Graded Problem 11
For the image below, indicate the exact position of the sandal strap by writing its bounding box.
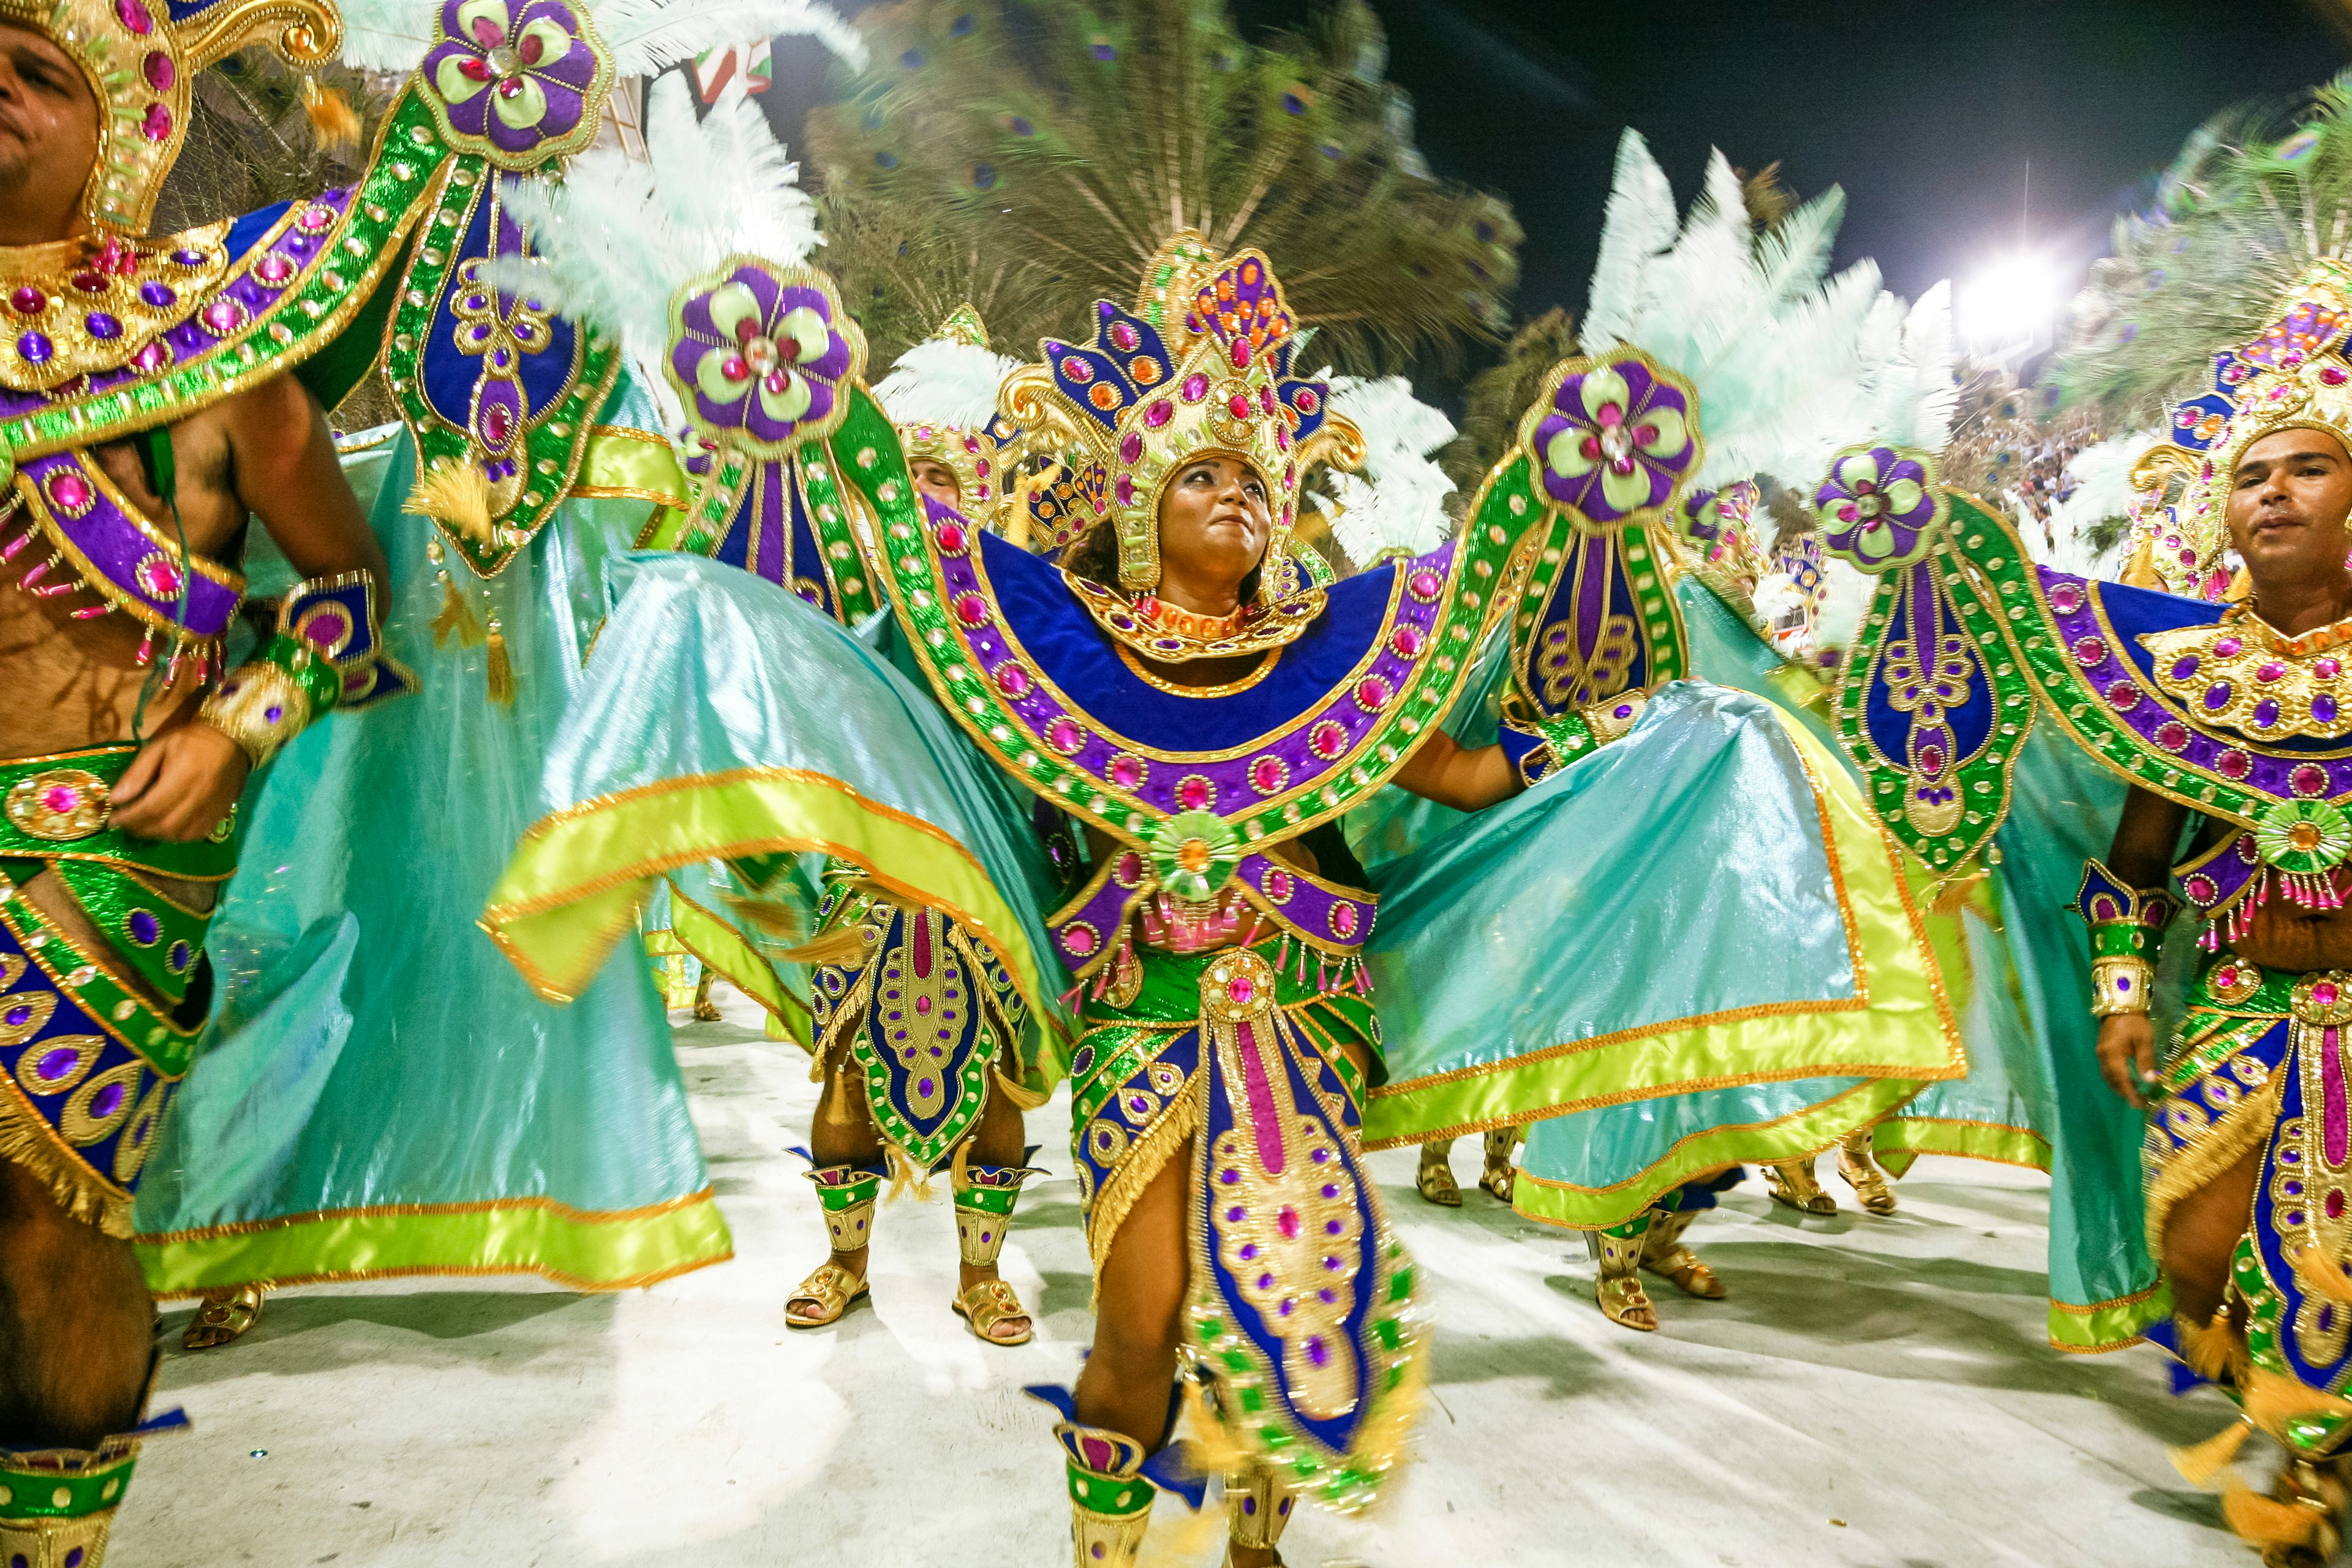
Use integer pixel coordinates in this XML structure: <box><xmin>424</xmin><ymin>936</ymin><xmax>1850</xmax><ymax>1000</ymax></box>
<box><xmin>786</xmin><ymin>1262</ymin><xmax>867</xmax><ymax>1322</ymax></box>
<box><xmin>956</xmin><ymin>1278</ymin><xmax>1030</xmax><ymax>1337</ymax></box>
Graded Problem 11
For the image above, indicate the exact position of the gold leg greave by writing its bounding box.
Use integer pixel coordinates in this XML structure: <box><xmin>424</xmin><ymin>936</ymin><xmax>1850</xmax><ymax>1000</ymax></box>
<box><xmin>0</xmin><ymin>1436</ymin><xmax>140</xmax><ymax>1568</ymax></box>
<box><xmin>1223</xmin><ymin>1461</ymin><xmax>1295</xmax><ymax>1558</ymax></box>
<box><xmin>1639</xmin><ymin>1206</ymin><xmax>1727</xmax><ymax>1300</ymax></box>
<box><xmin>1480</xmin><ymin>1128</ymin><xmax>1518</xmax><ymax>1201</ymax></box>
<box><xmin>1765</xmin><ymin>1159</ymin><xmax>1839</xmax><ymax>1215</ymax></box>
<box><xmin>1587</xmin><ymin>1225</ymin><xmax>1657</xmax><ymax>1332</ymax></box>
<box><xmin>1055</xmin><ymin>1422</ymin><xmax>1155</xmax><ymax>1568</ymax></box>
<box><xmin>1413</xmin><ymin>1141</ymin><xmax>1462</xmax><ymax>1207</ymax></box>
<box><xmin>1835</xmin><ymin>1128</ymin><xmax>1898</xmax><ymax>1215</ymax></box>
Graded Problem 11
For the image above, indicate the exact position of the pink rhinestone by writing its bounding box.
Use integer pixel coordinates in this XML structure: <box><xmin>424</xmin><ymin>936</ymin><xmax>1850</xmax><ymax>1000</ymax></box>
<box><xmin>9</xmin><ymin>285</ymin><xmax>43</xmax><ymax>315</ymax></box>
<box><xmin>2293</xmin><ymin>763</ymin><xmax>2331</xmax><ymax>797</ymax></box>
<box><xmin>1391</xmin><ymin>624</ymin><xmax>1425</xmax><ymax>658</ymax></box>
<box><xmin>39</xmin><ymin>785</ymin><xmax>79</xmax><ymax>815</ymax></box>
<box><xmin>141</xmin><ymin>49</ymin><xmax>172</xmax><ymax>91</ymax></box>
<box><xmin>201</xmin><ymin>298</ymin><xmax>245</xmax><ymax>333</ymax></box>
<box><xmin>954</xmin><ymin>593</ymin><xmax>989</xmax><ymax>625</ymax></box>
<box><xmin>1181</xmin><ymin>373</ymin><xmax>1209</xmax><ymax>402</ymax></box>
<box><xmin>46</xmin><ymin>471</ymin><xmax>92</xmax><ymax>512</ymax></box>
<box><xmin>115</xmin><ymin>0</ymin><xmax>152</xmax><ymax>33</ymax></box>
<box><xmin>140</xmin><ymin>102</ymin><xmax>172</xmax><ymax>143</ymax></box>
<box><xmin>1408</xmin><ymin>568</ymin><xmax>1441</xmax><ymax>600</ymax></box>
<box><xmin>1227</xmin><ymin>974</ymin><xmax>1254</xmax><ymax>1006</ymax></box>
<box><xmin>2214</xmin><ymin>636</ymin><xmax>2242</xmax><ymax>657</ymax></box>
<box><xmin>2323</xmin><ymin>657</ymin><xmax>2343</xmax><ymax>679</ymax></box>
<box><xmin>255</xmin><ymin>254</ymin><xmax>296</xmax><ymax>285</ymax></box>
<box><xmin>2258</xmin><ymin>661</ymin><xmax>2287</xmax><ymax>682</ymax></box>
<box><xmin>1061</xmin><ymin>924</ymin><xmax>1097</xmax><ymax>957</ymax></box>
<box><xmin>1108</xmin><ymin>754</ymin><xmax>1144</xmax><ymax>788</ymax></box>
<box><xmin>993</xmin><ymin>663</ymin><xmax>1030</xmax><ymax>698</ymax></box>
<box><xmin>1355</xmin><ymin>676</ymin><xmax>1390</xmax><ymax>710</ymax></box>
<box><xmin>1047</xmin><ymin>717</ymin><xmax>1084</xmax><ymax>755</ymax></box>
<box><xmin>935</xmin><ymin>522</ymin><xmax>968</xmax><ymax>554</ymax></box>
<box><xmin>2320</xmin><ymin>982</ymin><xmax>2342</xmax><ymax>1006</ymax></box>
<box><xmin>1332</xmin><ymin>903</ymin><xmax>1358</xmax><ymax>938</ymax></box>
<box><xmin>1177</xmin><ymin>775</ymin><xmax>1212</xmax><ymax>810</ymax></box>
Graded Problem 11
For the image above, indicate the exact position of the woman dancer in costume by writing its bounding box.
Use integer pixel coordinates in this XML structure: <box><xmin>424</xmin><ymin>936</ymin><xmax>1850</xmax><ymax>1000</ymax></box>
<box><xmin>127</xmin><ymin>1</ymin><xmax>865</xmax><ymax>1349</ymax></box>
<box><xmin>483</xmin><ymin>211</ymin><xmax>1970</xmax><ymax>1558</ymax></box>
<box><xmin>0</xmin><ymin>0</ymin><xmax>427</xmax><ymax>1554</ymax></box>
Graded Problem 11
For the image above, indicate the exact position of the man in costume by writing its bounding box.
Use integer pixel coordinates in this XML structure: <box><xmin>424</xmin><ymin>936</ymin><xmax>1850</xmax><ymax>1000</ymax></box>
<box><xmin>0</xmin><ymin>1</ymin><xmax>412</xmax><ymax>1555</ymax></box>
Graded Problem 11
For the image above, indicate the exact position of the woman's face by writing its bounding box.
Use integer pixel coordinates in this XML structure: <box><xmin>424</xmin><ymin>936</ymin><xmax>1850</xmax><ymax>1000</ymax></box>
<box><xmin>1155</xmin><ymin>454</ymin><xmax>1271</xmax><ymax>601</ymax></box>
<box><xmin>908</xmin><ymin>458</ymin><xmax>962</xmax><ymax>511</ymax></box>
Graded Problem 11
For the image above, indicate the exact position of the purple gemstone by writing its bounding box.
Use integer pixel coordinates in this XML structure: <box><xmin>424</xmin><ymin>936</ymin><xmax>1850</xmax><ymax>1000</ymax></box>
<box><xmin>2256</xmin><ymin>698</ymin><xmax>2283</xmax><ymax>728</ymax></box>
<box><xmin>1310</xmin><ymin>1147</ymin><xmax>1330</xmax><ymax>1163</ymax></box>
<box><xmin>88</xmin><ymin>1081</ymin><xmax>125</xmax><ymax>1121</ymax></box>
<box><xmin>1325</xmin><ymin>1218</ymin><xmax>1343</xmax><ymax>1234</ymax></box>
<box><xmin>1221</xmin><ymin>1167</ymin><xmax>1238</xmax><ymax>1183</ymax></box>
<box><xmin>2320</xmin><ymin>695</ymin><xmax>2341</xmax><ymax>725</ymax></box>
<box><xmin>1238</xmin><ymin>1243</ymin><xmax>1257</xmax><ymax>1260</ymax></box>
<box><xmin>2170</xmin><ymin>655</ymin><xmax>2199</xmax><ymax>680</ymax></box>
<box><xmin>2203</xmin><ymin>682</ymin><xmax>2231</xmax><ymax>711</ymax></box>
<box><xmin>85</xmin><ymin>311</ymin><xmax>121</xmax><ymax>339</ymax></box>
<box><xmin>1226</xmin><ymin>1205</ymin><xmax>1243</xmax><ymax>1222</ymax></box>
<box><xmin>17</xmin><ymin>330</ymin><xmax>51</xmax><ymax>363</ymax></box>
<box><xmin>173</xmin><ymin>247</ymin><xmax>206</xmax><ymax>265</ymax></box>
<box><xmin>1321</xmin><ymin>1183</ymin><xmax>1338</xmax><ymax>1198</ymax></box>
<box><xmin>1306</xmin><ymin>1335</ymin><xmax>1329</xmax><ymax>1366</ymax></box>
<box><xmin>167</xmin><ymin>941</ymin><xmax>190</xmax><ymax>973</ymax></box>
<box><xmin>3</xmin><ymin>1005</ymin><xmax>28</xmax><ymax>1027</ymax></box>
<box><xmin>139</xmin><ymin>281</ymin><xmax>175</xmax><ymax>308</ymax></box>
<box><xmin>1278</xmin><ymin>1299</ymin><xmax>1294</xmax><ymax>1316</ymax></box>
<box><xmin>263</xmin><ymin>704</ymin><xmax>284</xmax><ymax>723</ymax></box>
<box><xmin>917</xmin><ymin>1076</ymin><xmax>935</xmax><ymax>1096</ymax></box>
<box><xmin>34</xmin><ymin>1046</ymin><xmax>78</xmax><ymax>1084</ymax></box>
<box><xmin>128</xmin><ymin>910</ymin><xmax>160</xmax><ymax>946</ymax></box>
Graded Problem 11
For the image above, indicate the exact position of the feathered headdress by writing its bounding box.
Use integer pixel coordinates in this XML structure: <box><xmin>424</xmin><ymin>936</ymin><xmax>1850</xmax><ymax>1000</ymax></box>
<box><xmin>335</xmin><ymin>0</ymin><xmax>864</xmax><ymax>80</ymax></box>
<box><xmin>1577</xmin><ymin>129</ymin><xmax>1953</xmax><ymax>499</ymax></box>
<box><xmin>0</xmin><ymin>0</ymin><xmax>342</xmax><ymax>235</ymax></box>
<box><xmin>1310</xmin><ymin>373</ymin><xmax>1457</xmax><ymax>565</ymax></box>
<box><xmin>998</xmin><ymin>240</ymin><xmax>1363</xmax><ymax>602</ymax></box>
<box><xmin>870</xmin><ymin>306</ymin><xmax>1027</xmax><ymax>528</ymax></box>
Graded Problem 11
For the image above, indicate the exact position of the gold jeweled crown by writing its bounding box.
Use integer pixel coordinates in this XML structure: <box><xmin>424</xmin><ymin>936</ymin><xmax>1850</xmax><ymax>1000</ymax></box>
<box><xmin>0</xmin><ymin>0</ymin><xmax>342</xmax><ymax>236</ymax></box>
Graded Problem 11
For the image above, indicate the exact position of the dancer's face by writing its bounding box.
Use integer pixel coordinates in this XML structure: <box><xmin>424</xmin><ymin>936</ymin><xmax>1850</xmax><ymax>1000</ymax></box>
<box><xmin>0</xmin><ymin>23</ymin><xmax>97</xmax><ymax>244</ymax></box>
<box><xmin>1155</xmin><ymin>456</ymin><xmax>1270</xmax><ymax>605</ymax></box>
<box><xmin>908</xmin><ymin>458</ymin><xmax>961</xmax><ymax>511</ymax></box>
<box><xmin>2229</xmin><ymin>428</ymin><xmax>2352</xmax><ymax>587</ymax></box>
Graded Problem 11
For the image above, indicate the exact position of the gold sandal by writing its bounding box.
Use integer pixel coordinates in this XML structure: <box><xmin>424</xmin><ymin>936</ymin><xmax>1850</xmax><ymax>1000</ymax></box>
<box><xmin>1836</xmin><ymin>1130</ymin><xmax>1898</xmax><ymax>1216</ymax></box>
<box><xmin>1414</xmin><ymin>1144</ymin><xmax>1463</xmax><ymax>1207</ymax></box>
<box><xmin>1593</xmin><ymin>1230</ymin><xmax>1657</xmax><ymax>1332</ymax></box>
<box><xmin>1479</xmin><ymin>1129</ymin><xmax>1517</xmax><ymax>1202</ymax></box>
<box><xmin>785</xmin><ymin>1261</ymin><xmax>870</xmax><ymax>1328</ymax></box>
<box><xmin>1765</xmin><ymin>1160</ymin><xmax>1839</xmax><ymax>1215</ymax></box>
<box><xmin>951</xmin><ymin>1277</ymin><xmax>1033</xmax><ymax>1346</ymax></box>
<box><xmin>1640</xmin><ymin>1208</ymin><xmax>1727</xmax><ymax>1300</ymax></box>
<box><xmin>182</xmin><ymin>1284</ymin><xmax>265</xmax><ymax>1349</ymax></box>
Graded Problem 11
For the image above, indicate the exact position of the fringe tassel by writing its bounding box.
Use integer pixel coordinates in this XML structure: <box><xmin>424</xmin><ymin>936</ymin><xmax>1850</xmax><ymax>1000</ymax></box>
<box><xmin>823</xmin><ymin>1057</ymin><xmax>857</xmax><ymax>1128</ymax></box>
<box><xmin>2242</xmin><ymin>1366</ymin><xmax>2352</xmax><ymax>1436</ymax></box>
<box><xmin>430</xmin><ymin>575</ymin><xmax>481</xmax><ymax>647</ymax></box>
<box><xmin>484</xmin><ymin>625</ymin><xmax>514</xmax><ymax>706</ymax></box>
<box><xmin>2223</xmin><ymin>1482</ymin><xmax>2325</xmax><ymax>1551</ymax></box>
<box><xmin>404</xmin><ymin>459</ymin><xmax>497</xmax><ymax>545</ymax></box>
<box><xmin>718</xmin><ymin>891</ymin><xmax>809</xmax><ymax>944</ymax></box>
<box><xmin>2169</xmin><ymin>1419</ymin><xmax>2252</xmax><ymax>1487</ymax></box>
<box><xmin>0</xmin><ymin>1098</ymin><xmax>134</xmax><ymax>1238</ymax></box>
<box><xmin>780</xmin><ymin>925</ymin><xmax>869</xmax><ymax>968</ymax></box>
<box><xmin>2176</xmin><ymin>1311</ymin><xmax>2247</xmax><ymax>1384</ymax></box>
<box><xmin>883</xmin><ymin>1145</ymin><xmax>935</xmax><ymax>1204</ymax></box>
<box><xmin>300</xmin><ymin>75</ymin><xmax>361</xmax><ymax>150</ymax></box>
<box><xmin>2293</xmin><ymin>1243</ymin><xmax>2352</xmax><ymax>1305</ymax></box>
<box><xmin>949</xmin><ymin>1139</ymin><xmax>973</xmax><ymax>1195</ymax></box>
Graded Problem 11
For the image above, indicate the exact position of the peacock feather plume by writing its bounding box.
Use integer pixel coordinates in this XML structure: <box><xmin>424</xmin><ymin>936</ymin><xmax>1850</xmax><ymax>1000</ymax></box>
<box><xmin>804</xmin><ymin>0</ymin><xmax>1521</xmax><ymax>371</ymax></box>
<box><xmin>2052</xmin><ymin>73</ymin><xmax>2352</xmax><ymax>425</ymax></box>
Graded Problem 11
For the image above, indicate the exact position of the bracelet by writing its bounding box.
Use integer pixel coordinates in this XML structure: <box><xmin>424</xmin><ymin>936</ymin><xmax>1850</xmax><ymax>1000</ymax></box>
<box><xmin>198</xmin><ymin>633</ymin><xmax>341</xmax><ymax>767</ymax></box>
<box><xmin>2076</xmin><ymin>859</ymin><xmax>2174</xmax><ymax>1019</ymax></box>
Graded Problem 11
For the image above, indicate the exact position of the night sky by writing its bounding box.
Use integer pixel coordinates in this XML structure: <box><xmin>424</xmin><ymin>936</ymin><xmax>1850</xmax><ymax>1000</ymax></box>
<box><xmin>769</xmin><ymin>1</ymin><xmax>2352</xmax><ymax>358</ymax></box>
<box><xmin>1333</xmin><ymin>0</ymin><xmax>2352</xmax><ymax>322</ymax></box>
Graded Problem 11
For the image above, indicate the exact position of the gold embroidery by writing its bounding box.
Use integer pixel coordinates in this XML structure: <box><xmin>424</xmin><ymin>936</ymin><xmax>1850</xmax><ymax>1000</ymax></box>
<box><xmin>2141</xmin><ymin>605</ymin><xmax>2352</xmax><ymax>742</ymax></box>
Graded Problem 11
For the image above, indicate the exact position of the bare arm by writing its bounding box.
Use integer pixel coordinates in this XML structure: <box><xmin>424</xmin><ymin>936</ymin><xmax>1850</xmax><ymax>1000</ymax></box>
<box><xmin>112</xmin><ymin>375</ymin><xmax>385</xmax><ymax>840</ymax></box>
<box><xmin>2094</xmin><ymin>785</ymin><xmax>2192</xmax><ymax>1109</ymax></box>
<box><xmin>1392</xmin><ymin>729</ymin><xmax>1521</xmax><ymax>813</ymax></box>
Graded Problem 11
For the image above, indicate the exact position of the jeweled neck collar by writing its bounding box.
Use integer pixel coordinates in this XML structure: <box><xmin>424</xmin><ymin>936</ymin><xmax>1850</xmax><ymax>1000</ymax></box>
<box><xmin>1</xmin><ymin>224</ymin><xmax>234</xmax><ymax>394</ymax></box>
<box><xmin>2228</xmin><ymin>600</ymin><xmax>2352</xmax><ymax>658</ymax></box>
<box><xmin>1061</xmin><ymin>570</ymin><xmax>1322</xmax><ymax>663</ymax></box>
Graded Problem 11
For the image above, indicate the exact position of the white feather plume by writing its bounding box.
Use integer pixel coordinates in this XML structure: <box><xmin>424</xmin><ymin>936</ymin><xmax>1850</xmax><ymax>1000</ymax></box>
<box><xmin>873</xmin><ymin>338</ymin><xmax>1024</xmax><ymax>429</ymax></box>
<box><xmin>336</xmin><ymin>0</ymin><xmax>863</xmax><ymax>77</ymax></box>
<box><xmin>1314</xmin><ymin>374</ymin><xmax>1458</xmax><ymax>564</ymax></box>
<box><xmin>592</xmin><ymin>0</ymin><xmax>867</xmax><ymax>75</ymax></box>
<box><xmin>486</xmin><ymin>75</ymin><xmax>820</xmax><ymax>386</ymax></box>
<box><xmin>1812</xmin><ymin>558</ymin><xmax>1879</xmax><ymax>653</ymax></box>
<box><xmin>1577</xmin><ymin>129</ymin><xmax>1956</xmax><ymax>499</ymax></box>
<box><xmin>2029</xmin><ymin>431</ymin><xmax>2157</xmax><ymax>578</ymax></box>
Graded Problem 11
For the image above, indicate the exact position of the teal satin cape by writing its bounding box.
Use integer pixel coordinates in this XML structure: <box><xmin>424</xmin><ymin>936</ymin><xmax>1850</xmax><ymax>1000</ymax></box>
<box><xmin>132</xmin><ymin>390</ymin><xmax>733</xmax><ymax>1294</ymax></box>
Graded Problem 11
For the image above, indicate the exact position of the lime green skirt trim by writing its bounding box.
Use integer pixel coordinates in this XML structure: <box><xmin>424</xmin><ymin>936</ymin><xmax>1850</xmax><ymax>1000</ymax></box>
<box><xmin>1872</xmin><ymin>1116</ymin><xmax>2052</xmax><ymax>1177</ymax></box>
<box><xmin>1509</xmin><ymin>1076</ymin><xmax>1925</xmax><ymax>1232</ymax></box>
<box><xmin>1363</xmin><ymin>713</ymin><xmax>1964</xmax><ymax>1147</ymax></box>
<box><xmin>2046</xmin><ymin>1282</ymin><xmax>2171</xmax><ymax>1355</ymax></box>
<box><xmin>134</xmin><ymin>1189</ymin><xmax>734</xmax><ymax>1295</ymax></box>
<box><xmin>481</xmin><ymin>767</ymin><xmax>1052</xmax><ymax>1037</ymax></box>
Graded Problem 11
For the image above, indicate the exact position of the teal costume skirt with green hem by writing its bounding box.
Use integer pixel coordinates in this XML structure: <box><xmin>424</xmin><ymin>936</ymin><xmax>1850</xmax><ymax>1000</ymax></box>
<box><xmin>132</xmin><ymin>406</ymin><xmax>733</xmax><ymax>1295</ymax></box>
<box><xmin>1</xmin><ymin>744</ymin><xmax>235</xmax><ymax>1237</ymax></box>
